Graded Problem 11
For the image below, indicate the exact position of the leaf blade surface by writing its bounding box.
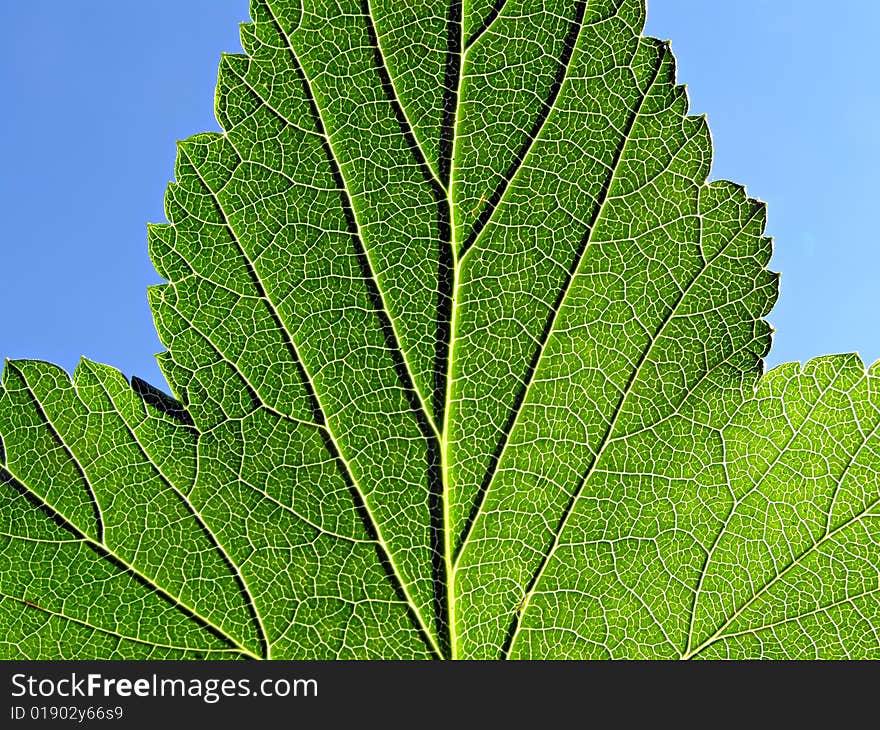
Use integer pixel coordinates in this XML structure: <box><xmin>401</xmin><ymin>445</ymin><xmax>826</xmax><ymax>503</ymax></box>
<box><xmin>0</xmin><ymin>0</ymin><xmax>877</xmax><ymax>660</ymax></box>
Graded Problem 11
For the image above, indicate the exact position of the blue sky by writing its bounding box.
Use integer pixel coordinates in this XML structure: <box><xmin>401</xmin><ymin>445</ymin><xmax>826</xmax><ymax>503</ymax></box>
<box><xmin>1</xmin><ymin>1</ymin><xmax>878</xmax><ymax>390</ymax></box>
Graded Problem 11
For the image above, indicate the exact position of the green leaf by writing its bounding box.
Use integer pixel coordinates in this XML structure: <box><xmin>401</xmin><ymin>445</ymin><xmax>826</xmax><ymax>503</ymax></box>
<box><xmin>1</xmin><ymin>0</ymin><xmax>877</xmax><ymax>659</ymax></box>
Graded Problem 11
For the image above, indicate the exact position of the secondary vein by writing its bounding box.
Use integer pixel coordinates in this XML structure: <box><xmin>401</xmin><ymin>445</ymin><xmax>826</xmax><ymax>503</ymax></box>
<box><xmin>454</xmin><ymin>40</ymin><xmax>666</xmax><ymax>574</ymax></box>
<box><xmin>92</xmin><ymin>371</ymin><xmax>271</xmax><ymax>659</ymax></box>
<box><xmin>178</xmin><ymin>140</ymin><xmax>444</xmax><ymax>659</ymax></box>
<box><xmin>0</xmin><ymin>466</ymin><xmax>259</xmax><ymax>659</ymax></box>
<box><xmin>263</xmin><ymin>0</ymin><xmax>443</xmax><ymax>441</ymax></box>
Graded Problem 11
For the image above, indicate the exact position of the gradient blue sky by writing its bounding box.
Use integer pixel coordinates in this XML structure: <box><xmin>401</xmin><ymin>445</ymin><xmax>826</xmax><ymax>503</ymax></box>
<box><xmin>1</xmin><ymin>1</ymin><xmax>878</xmax><ymax>390</ymax></box>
